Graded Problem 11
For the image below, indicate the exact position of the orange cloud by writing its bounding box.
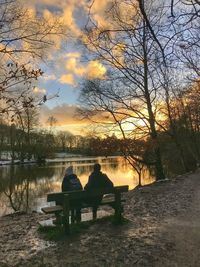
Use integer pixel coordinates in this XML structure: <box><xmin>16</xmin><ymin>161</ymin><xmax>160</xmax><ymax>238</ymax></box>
<box><xmin>22</xmin><ymin>0</ymin><xmax>114</xmax><ymax>40</ymax></box>
<box><xmin>40</xmin><ymin>104</ymin><xmax>83</xmax><ymax>125</ymax></box>
<box><xmin>85</xmin><ymin>60</ymin><xmax>106</xmax><ymax>79</ymax></box>
<box><xmin>39</xmin><ymin>103</ymin><xmax>116</xmax><ymax>135</ymax></box>
<box><xmin>65</xmin><ymin>57</ymin><xmax>85</xmax><ymax>76</ymax></box>
<box><xmin>60</xmin><ymin>54</ymin><xmax>107</xmax><ymax>85</ymax></box>
<box><xmin>59</xmin><ymin>74</ymin><xmax>76</xmax><ymax>85</ymax></box>
<box><xmin>89</xmin><ymin>0</ymin><xmax>112</xmax><ymax>28</ymax></box>
<box><xmin>23</xmin><ymin>0</ymin><xmax>84</xmax><ymax>37</ymax></box>
<box><xmin>40</xmin><ymin>104</ymin><xmax>89</xmax><ymax>134</ymax></box>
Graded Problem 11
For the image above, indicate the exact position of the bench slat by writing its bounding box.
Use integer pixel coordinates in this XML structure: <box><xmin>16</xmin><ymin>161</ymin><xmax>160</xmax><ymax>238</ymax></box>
<box><xmin>41</xmin><ymin>205</ymin><xmax>63</xmax><ymax>214</ymax></box>
<box><xmin>41</xmin><ymin>198</ymin><xmax>125</xmax><ymax>214</ymax></box>
<box><xmin>47</xmin><ymin>185</ymin><xmax>129</xmax><ymax>203</ymax></box>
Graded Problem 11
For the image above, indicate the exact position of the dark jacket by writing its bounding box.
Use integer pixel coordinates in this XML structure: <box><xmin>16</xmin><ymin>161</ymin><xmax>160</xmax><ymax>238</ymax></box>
<box><xmin>62</xmin><ymin>174</ymin><xmax>83</xmax><ymax>192</ymax></box>
<box><xmin>84</xmin><ymin>171</ymin><xmax>113</xmax><ymax>191</ymax></box>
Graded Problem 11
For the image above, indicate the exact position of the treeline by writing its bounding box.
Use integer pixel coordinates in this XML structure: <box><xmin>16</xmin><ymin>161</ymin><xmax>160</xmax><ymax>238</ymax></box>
<box><xmin>1</xmin><ymin>82</ymin><xmax>199</xmax><ymax>179</ymax></box>
<box><xmin>0</xmin><ymin>119</ymin><xmax>55</xmax><ymax>163</ymax></box>
<box><xmin>160</xmin><ymin>84</ymin><xmax>200</xmax><ymax>175</ymax></box>
<box><xmin>0</xmin><ymin>113</ymin><xmax>122</xmax><ymax>162</ymax></box>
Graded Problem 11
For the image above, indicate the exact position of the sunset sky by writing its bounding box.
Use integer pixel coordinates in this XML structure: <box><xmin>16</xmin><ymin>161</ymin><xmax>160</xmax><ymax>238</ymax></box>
<box><xmin>22</xmin><ymin>0</ymin><xmax>109</xmax><ymax>134</ymax></box>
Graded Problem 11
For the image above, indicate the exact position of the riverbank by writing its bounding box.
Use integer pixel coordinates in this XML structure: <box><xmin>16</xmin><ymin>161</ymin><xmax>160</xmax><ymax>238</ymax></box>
<box><xmin>0</xmin><ymin>169</ymin><xmax>199</xmax><ymax>266</ymax></box>
<box><xmin>0</xmin><ymin>155</ymin><xmax>117</xmax><ymax>166</ymax></box>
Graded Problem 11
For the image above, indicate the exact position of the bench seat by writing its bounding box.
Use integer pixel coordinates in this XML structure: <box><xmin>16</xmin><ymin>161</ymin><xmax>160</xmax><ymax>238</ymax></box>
<box><xmin>41</xmin><ymin>197</ymin><xmax>125</xmax><ymax>214</ymax></box>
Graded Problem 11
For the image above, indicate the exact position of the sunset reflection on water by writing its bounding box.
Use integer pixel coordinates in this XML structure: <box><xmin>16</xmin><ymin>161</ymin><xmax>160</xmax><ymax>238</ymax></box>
<box><xmin>0</xmin><ymin>156</ymin><xmax>154</xmax><ymax>216</ymax></box>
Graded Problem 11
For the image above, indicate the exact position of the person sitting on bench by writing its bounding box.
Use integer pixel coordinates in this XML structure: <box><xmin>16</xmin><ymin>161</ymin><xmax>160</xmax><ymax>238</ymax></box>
<box><xmin>62</xmin><ymin>166</ymin><xmax>83</xmax><ymax>223</ymax></box>
<box><xmin>84</xmin><ymin>163</ymin><xmax>113</xmax><ymax>219</ymax></box>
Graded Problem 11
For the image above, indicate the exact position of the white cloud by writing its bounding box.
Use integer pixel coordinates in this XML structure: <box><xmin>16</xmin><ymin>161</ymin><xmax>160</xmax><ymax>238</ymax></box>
<box><xmin>43</xmin><ymin>74</ymin><xmax>57</xmax><ymax>81</ymax></box>
<box><xmin>33</xmin><ymin>87</ymin><xmax>46</xmax><ymax>94</ymax></box>
<box><xmin>65</xmin><ymin>52</ymin><xmax>81</xmax><ymax>58</ymax></box>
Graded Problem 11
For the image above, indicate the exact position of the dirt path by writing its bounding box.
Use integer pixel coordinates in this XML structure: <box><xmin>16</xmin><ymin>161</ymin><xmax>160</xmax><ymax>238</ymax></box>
<box><xmin>157</xmin><ymin>172</ymin><xmax>200</xmax><ymax>267</ymax></box>
<box><xmin>0</xmin><ymin>170</ymin><xmax>200</xmax><ymax>266</ymax></box>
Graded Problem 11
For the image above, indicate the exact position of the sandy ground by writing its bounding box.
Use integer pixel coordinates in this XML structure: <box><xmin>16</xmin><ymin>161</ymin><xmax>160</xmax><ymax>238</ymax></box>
<box><xmin>0</xmin><ymin>169</ymin><xmax>200</xmax><ymax>267</ymax></box>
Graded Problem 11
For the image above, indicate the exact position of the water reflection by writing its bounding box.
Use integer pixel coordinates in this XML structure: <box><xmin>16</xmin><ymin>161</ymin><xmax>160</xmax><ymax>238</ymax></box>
<box><xmin>0</xmin><ymin>156</ymin><xmax>154</xmax><ymax>216</ymax></box>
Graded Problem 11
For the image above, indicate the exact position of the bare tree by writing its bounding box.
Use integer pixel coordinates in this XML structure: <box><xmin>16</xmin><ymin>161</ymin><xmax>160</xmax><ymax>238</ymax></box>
<box><xmin>14</xmin><ymin>100</ymin><xmax>39</xmax><ymax>161</ymax></box>
<box><xmin>57</xmin><ymin>131</ymin><xmax>74</xmax><ymax>152</ymax></box>
<box><xmin>80</xmin><ymin>0</ymin><xmax>168</xmax><ymax>180</ymax></box>
<box><xmin>78</xmin><ymin>0</ymin><xmax>200</xmax><ymax>179</ymax></box>
<box><xmin>0</xmin><ymin>0</ymin><xmax>64</xmax><ymax>115</ymax></box>
<box><xmin>47</xmin><ymin>116</ymin><xmax>57</xmax><ymax>133</ymax></box>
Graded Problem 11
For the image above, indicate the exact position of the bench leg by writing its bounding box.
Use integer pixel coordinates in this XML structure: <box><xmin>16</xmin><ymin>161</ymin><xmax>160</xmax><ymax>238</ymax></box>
<box><xmin>53</xmin><ymin>212</ymin><xmax>62</xmax><ymax>225</ymax></box>
<box><xmin>114</xmin><ymin>205</ymin><xmax>123</xmax><ymax>222</ymax></box>
<box><xmin>114</xmin><ymin>191</ymin><xmax>122</xmax><ymax>223</ymax></box>
<box><xmin>76</xmin><ymin>209</ymin><xmax>81</xmax><ymax>223</ymax></box>
<box><xmin>92</xmin><ymin>206</ymin><xmax>97</xmax><ymax>220</ymax></box>
<box><xmin>71</xmin><ymin>209</ymin><xmax>81</xmax><ymax>223</ymax></box>
<box><xmin>71</xmin><ymin>209</ymin><xmax>75</xmax><ymax>224</ymax></box>
<box><xmin>63</xmin><ymin>194</ymin><xmax>70</xmax><ymax>234</ymax></box>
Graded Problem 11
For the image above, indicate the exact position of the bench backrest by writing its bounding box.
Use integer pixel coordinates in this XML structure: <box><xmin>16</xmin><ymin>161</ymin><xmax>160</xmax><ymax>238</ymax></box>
<box><xmin>47</xmin><ymin>185</ymin><xmax>129</xmax><ymax>204</ymax></box>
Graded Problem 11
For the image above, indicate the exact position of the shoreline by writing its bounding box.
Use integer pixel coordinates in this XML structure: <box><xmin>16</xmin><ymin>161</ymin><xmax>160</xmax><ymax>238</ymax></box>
<box><xmin>0</xmin><ymin>155</ymin><xmax>119</xmax><ymax>167</ymax></box>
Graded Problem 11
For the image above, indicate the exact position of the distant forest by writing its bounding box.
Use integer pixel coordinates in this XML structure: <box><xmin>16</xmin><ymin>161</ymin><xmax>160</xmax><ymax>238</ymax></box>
<box><xmin>1</xmin><ymin>83</ymin><xmax>200</xmax><ymax>179</ymax></box>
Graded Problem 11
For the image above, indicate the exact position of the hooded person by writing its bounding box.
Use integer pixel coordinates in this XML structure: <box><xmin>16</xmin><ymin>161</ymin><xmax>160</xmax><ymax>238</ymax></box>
<box><xmin>62</xmin><ymin>166</ymin><xmax>83</xmax><ymax>192</ymax></box>
<box><xmin>61</xmin><ymin>166</ymin><xmax>83</xmax><ymax>223</ymax></box>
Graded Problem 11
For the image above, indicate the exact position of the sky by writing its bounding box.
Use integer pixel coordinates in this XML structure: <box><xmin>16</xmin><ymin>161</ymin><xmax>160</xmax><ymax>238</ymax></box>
<box><xmin>21</xmin><ymin>0</ymin><xmax>109</xmax><ymax>135</ymax></box>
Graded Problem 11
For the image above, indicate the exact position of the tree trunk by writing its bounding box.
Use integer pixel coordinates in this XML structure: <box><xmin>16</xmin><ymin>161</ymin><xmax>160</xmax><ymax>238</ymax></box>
<box><xmin>142</xmin><ymin>17</ymin><xmax>165</xmax><ymax>180</ymax></box>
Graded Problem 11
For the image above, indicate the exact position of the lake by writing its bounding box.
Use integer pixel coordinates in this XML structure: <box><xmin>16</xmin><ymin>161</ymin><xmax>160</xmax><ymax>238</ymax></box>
<box><xmin>0</xmin><ymin>156</ymin><xmax>154</xmax><ymax>216</ymax></box>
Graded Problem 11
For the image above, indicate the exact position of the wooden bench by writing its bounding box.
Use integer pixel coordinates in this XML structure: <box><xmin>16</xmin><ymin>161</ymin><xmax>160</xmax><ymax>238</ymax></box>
<box><xmin>42</xmin><ymin>185</ymin><xmax>129</xmax><ymax>233</ymax></box>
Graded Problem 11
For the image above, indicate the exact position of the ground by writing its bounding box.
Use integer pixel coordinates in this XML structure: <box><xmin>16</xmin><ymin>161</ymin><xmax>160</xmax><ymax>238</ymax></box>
<box><xmin>0</xmin><ymin>169</ymin><xmax>200</xmax><ymax>267</ymax></box>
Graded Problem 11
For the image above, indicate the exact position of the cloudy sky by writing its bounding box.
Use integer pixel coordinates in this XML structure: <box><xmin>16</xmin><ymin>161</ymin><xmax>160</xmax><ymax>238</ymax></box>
<box><xmin>22</xmin><ymin>0</ymin><xmax>109</xmax><ymax>134</ymax></box>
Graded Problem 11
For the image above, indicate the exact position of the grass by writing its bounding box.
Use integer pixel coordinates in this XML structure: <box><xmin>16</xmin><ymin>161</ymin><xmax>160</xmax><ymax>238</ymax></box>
<box><xmin>38</xmin><ymin>215</ymin><xmax>129</xmax><ymax>241</ymax></box>
<box><xmin>38</xmin><ymin>225</ymin><xmax>65</xmax><ymax>241</ymax></box>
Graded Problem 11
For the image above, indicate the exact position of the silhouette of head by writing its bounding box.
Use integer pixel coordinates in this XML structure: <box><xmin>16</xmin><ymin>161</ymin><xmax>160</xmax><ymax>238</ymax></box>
<box><xmin>65</xmin><ymin>166</ymin><xmax>73</xmax><ymax>175</ymax></box>
<box><xmin>93</xmin><ymin>163</ymin><xmax>101</xmax><ymax>172</ymax></box>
